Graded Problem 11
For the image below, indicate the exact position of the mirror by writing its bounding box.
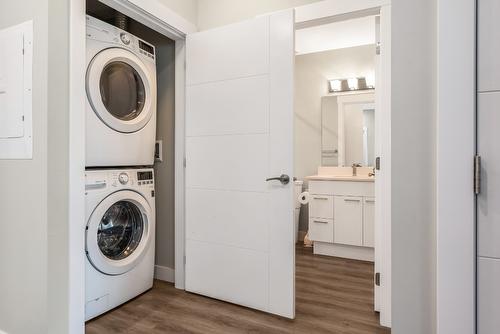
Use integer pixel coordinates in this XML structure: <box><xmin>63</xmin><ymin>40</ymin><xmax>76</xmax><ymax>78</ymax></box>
<box><xmin>321</xmin><ymin>92</ymin><xmax>375</xmax><ymax>167</ymax></box>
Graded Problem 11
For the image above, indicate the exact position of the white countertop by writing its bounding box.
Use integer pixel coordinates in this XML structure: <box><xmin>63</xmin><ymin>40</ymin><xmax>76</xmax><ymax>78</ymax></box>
<box><xmin>305</xmin><ymin>175</ymin><xmax>375</xmax><ymax>182</ymax></box>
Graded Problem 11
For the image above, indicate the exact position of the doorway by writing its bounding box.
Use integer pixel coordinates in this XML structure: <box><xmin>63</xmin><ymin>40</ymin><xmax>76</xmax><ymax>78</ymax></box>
<box><xmin>293</xmin><ymin>11</ymin><xmax>389</xmax><ymax>331</ymax></box>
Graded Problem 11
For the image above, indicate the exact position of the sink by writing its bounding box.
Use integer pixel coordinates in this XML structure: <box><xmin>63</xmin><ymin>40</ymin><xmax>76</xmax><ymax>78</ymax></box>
<box><xmin>305</xmin><ymin>166</ymin><xmax>375</xmax><ymax>182</ymax></box>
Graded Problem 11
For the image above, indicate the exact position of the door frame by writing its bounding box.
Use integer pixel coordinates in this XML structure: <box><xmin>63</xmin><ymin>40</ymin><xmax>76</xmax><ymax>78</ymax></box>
<box><xmin>437</xmin><ymin>0</ymin><xmax>476</xmax><ymax>333</ymax></box>
<box><xmin>69</xmin><ymin>1</ymin><xmax>194</xmax><ymax>332</ymax></box>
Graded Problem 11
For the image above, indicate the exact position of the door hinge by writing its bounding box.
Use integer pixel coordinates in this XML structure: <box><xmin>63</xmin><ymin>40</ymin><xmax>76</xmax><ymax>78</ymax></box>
<box><xmin>183</xmin><ymin>157</ymin><xmax>186</xmax><ymax>168</ymax></box>
<box><xmin>375</xmin><ymin>157</ymin><xmax>381</xmax><ymax>170</ymax></box>
<box><xmin>375</xmin><ymin>272</ymin><xmax>381</xmax><ymax>286</ymax></box>
<box><xmin>376</xmin><ymin>42</ymin><xmax>381</xmax><ymax>55</ymax></box>
<box><xmin>474</xmin><ymin>155</ymin><xmax>481</xmax><ymax>195</ymax></box>
<box><xmin>184</xmin><ymin>255</ymin><xmax>186</xmax><ymax>265</ymax></box>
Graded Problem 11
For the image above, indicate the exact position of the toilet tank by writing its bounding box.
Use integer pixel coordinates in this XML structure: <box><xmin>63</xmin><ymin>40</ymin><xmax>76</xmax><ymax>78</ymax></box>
<box><xmin>294</xmin><ymin>180</ymin><xmax>304</xmax><ymax>209</ymax></box>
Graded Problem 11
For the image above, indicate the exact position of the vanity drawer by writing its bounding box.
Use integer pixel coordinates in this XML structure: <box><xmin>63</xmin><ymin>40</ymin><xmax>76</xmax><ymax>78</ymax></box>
<box><xmin>309</xmin><ymin>195</ymin><xmax>334</xmax><ymax>219</ymax></box>
<box><xmin>308</xmin><ymin>218</ymin><xmax>334</xmax><ymax>243</ymax></box>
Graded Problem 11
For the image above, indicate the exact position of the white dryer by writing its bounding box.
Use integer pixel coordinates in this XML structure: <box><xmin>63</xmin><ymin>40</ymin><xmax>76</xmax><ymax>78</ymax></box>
<box><xmin>85</xmin><ymin>168</ymin><xmax>155</xmax><ymax>321</ymax></box>
<box><xmin>86</xmin><ymin>15</ymin><xmax>157</xmax><ymax>167</ymax></box>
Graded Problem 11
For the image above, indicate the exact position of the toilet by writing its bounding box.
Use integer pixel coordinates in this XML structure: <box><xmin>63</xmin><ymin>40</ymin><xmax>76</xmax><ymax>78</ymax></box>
<box><xmin>294</xmin><ymin>180</ymin><xmax>304</xmax><ymax>243</ymax></box>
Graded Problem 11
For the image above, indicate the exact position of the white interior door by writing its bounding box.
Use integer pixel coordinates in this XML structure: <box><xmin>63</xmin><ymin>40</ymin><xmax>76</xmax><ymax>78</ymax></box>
<box><xmin>184</xmin><ymin>10</ymin><xmax>295</xmax><ymax>318</ymax></box>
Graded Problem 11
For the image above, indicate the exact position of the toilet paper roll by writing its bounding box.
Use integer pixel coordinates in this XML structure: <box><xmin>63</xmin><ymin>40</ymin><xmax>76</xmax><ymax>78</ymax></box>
<box><xmin>298</xmin><ymin>191</ymin><xmax>310</xmax><ymax>205</ymax></box>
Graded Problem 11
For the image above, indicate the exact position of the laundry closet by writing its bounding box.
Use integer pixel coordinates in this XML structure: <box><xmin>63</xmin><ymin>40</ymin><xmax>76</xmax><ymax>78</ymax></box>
<box><xmin>84</xmin><ymin>0</ymin><xmax>175</xmax><ymax>320</ymax></box>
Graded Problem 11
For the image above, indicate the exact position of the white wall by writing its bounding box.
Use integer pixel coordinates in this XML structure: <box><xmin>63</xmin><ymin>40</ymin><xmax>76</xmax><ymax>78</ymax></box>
<box><xmin>295</xmin><ymin>45</ymin><xmax>375</xmax><ymax>231</ymax></box>
<box><xmin>0</xmin><ymin>1</ymin><xmax>48</xmax><ymax>334</ymax></box>
<box><xmin>391</xmin><ymin>0</ymin><xmax>437</xmax><ymax>333</ymax></box>
<box><xmin>197</xmin><ymin>0</ymin><xmax>323</xmax><ymax>30</ymax></box>
<box><xmin>157</xmin><ymin>0</ymin><xmax>198</xmax><ymax>26</ymax></box>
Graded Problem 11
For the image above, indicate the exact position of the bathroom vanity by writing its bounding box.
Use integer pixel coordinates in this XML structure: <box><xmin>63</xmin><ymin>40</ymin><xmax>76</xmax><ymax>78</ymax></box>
<box><xmin>306</xmin><ymin>167</ymin><xmax>375</xmax><ymax>261</ymax></box>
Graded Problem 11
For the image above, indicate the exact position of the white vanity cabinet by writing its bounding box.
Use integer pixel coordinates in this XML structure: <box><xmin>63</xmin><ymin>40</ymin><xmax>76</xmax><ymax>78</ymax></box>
<box><xmin>307</xmin><ymin>178</ymin><xmax>375</xmax><ymax>261</ymax></box>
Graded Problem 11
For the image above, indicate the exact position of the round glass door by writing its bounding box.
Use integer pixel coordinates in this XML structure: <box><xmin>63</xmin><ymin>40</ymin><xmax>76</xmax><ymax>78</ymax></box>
<box><xmin>86</xmin><ymin>48</ymin><xmax>155</xmax><ymax>133</ymax></box>
<box><xmin>98</xmin><ymin>200</ymin><xmax>144</xmax><ymax>261</ymax></box>
<box><xmin>99</xmin><ymin>62</ymin><xmax>146</xmax><ymax>121</ymax></box>
<box><xmin>86</xmin><ymin>190</ymin><xmax>152</xmax><ymax>275</ymax></box>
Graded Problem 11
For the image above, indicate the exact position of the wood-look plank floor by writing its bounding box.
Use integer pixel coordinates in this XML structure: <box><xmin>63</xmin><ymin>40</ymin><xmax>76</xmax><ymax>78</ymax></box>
<box><xmin>86</xmin><ymin>245</ymin><xmax>390</xmax><ymax>334</ymax></box>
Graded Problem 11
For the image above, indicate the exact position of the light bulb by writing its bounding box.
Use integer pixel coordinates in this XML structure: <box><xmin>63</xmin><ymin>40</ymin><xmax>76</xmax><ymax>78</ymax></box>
<box><xmin>347</xmin><ymin>78</ymin><xmax>358</xmax><ymax>90</ymax></box>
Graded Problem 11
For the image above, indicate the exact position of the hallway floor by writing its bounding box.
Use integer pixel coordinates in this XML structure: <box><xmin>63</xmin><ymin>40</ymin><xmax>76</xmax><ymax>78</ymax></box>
<box><xmin>86</xmin><ymin>245</ymin><xmax>390</xmax><ymax>334</ymax></box>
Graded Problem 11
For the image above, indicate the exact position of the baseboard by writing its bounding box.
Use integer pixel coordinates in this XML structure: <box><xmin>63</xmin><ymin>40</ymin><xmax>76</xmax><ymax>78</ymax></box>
<box><xmin>154</xmin><ymin>265</ymin><xmax>175</xmax><ymax>283</ymax></box>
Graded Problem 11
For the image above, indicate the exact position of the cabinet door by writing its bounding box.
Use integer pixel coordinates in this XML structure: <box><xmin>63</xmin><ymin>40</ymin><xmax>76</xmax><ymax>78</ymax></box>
<box><xmin>308</xmin><ymin>218</ymin><xmax>334</xmax><ymax>243</ymax></box>
<box><xmin>333</xmin><ymin>196</ymin><xmax>363</xmax><ymax>246</ymax></box>
<box><xmin>363</xmin><ymin>197</ymin><xmax>375</xmax><ymax>247</ymax></box>
<box><xmin>309</xmin><ymin>195</ymin><xmax>334</xmax><ymax>219</ymax></box>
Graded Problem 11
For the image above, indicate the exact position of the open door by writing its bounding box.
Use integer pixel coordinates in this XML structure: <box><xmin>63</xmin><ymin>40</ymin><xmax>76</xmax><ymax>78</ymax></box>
<box><xmin>184</xmin><ymin>10</ymin><xmax>295</xmax><ymax>318</ymax></box>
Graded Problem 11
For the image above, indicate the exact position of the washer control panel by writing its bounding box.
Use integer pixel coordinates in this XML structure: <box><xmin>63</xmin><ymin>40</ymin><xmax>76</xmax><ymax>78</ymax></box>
<box><xmin>85</xmin><ymin>169</ymin><xmax>154</xmax><ymax>192</ymax></box>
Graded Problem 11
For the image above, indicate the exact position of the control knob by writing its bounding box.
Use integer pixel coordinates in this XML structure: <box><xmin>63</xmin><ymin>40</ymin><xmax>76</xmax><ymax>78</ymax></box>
<box><xmin>118</xmin><ymin>172</ymin><xmax>129</xmax><ymax>185</ymax></box>
<box><xmin>120</xmin><ymin>33</ymin><xmax>131</xmax><ymax>45</ymax></box>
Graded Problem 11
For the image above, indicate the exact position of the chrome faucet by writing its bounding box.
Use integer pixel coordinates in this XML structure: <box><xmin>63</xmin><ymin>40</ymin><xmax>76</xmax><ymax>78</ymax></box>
<box><xmin>352</xmin><ymin>163</ymin><xmax>362</xmax><ymax>176</ymax></box>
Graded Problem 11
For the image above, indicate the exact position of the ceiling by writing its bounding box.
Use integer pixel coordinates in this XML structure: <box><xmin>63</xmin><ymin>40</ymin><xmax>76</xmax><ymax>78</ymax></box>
<box><xmin>295</xmin><ymin>16</ymin><xmax>376</xmax><ymax>55</ymax></box>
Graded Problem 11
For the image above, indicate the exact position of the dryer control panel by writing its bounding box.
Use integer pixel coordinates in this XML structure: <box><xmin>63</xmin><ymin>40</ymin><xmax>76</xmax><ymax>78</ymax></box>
<box><xmin>86</xmin><ymin>15</ymin><xmax>156</xmax><ymax>63</ymax></box>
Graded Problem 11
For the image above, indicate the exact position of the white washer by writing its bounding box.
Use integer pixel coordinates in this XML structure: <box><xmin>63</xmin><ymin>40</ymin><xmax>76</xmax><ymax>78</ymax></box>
<box><xmin>85</xmin><ymin>168</ymin><xmax>155</xmax><ymax>321</ymax></box>
<box><xmin>85</xmin><ymin>15</ymin><xmax>157</xmax><ymax>167</ymax></box>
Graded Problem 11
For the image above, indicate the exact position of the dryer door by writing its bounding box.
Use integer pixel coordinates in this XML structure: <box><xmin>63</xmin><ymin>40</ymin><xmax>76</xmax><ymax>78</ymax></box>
<box><xmin>86</xmin><ymin>190</ymin><xmax>152</xmax><ymax>275</ymax></box>
<box><xmin>86</xmin><ymin>48</ymin><xmax>155</xmax><ymax>133</ymax></box>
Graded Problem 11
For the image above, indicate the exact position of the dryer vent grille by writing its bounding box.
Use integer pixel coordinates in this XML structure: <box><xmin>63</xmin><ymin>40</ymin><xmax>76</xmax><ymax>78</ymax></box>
<box><xmin>115</xmin><ymin>12</ymin><xmax>128</xmax><ymax>31</ymax></box>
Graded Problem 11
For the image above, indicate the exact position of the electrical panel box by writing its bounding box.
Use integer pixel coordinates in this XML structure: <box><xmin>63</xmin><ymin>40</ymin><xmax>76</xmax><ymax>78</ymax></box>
<box><xmin>0</xmin><ymin>21</ymin><xmax>32</xmax><ymax>159</ymax></box>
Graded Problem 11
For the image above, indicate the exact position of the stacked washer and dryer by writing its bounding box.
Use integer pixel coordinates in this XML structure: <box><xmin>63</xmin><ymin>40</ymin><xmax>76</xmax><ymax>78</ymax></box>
<box><xmin>84</xmin><ymin>15</ymin><xmax>158</xmax><ymax>320</ymax></box>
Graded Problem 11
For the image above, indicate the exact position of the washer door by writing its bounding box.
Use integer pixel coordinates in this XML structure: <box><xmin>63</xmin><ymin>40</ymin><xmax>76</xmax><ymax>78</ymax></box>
<box><xmin>86</xmin><ymin>48</ymin><xmax>154</xmax><ymax>133</ymax></box>
<box><xmin>86</xmin><ymin>190</ymin><xmax>152</xmax><ymax>275</ymax></box>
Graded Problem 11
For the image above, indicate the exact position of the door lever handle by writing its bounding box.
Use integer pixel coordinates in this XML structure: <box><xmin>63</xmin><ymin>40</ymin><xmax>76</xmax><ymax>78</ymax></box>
<box><xmin>266</xmin><ymin>174</ymin><xmax>290</xmax><ymax>185</ymax></box>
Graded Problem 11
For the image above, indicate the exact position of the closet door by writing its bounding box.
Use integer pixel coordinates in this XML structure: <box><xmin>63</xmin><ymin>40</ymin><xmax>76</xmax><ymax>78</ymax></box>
<box><xmin>185</xmin><ymin>10</ymin><xmax>295</xmax><ymax>318</ymax></box>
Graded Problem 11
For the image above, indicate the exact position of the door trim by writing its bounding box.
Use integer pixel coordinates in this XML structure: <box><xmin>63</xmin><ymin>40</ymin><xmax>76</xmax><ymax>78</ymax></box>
<box><xmin>437</xmin><ymin>0</ymin><xmax>476</xmax><ymax>333</ymax></box>
<box><xmin>70</xmin><ymin>0</ymin><xmax>191</xmax><ymax>332</ymax></box>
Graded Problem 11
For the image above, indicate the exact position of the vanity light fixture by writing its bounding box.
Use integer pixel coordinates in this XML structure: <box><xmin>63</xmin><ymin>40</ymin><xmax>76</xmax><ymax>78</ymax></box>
<box><xmin>328</xmin><ymin>77</ymin><xmax>374</xmax><ymax>93</ymax></box>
